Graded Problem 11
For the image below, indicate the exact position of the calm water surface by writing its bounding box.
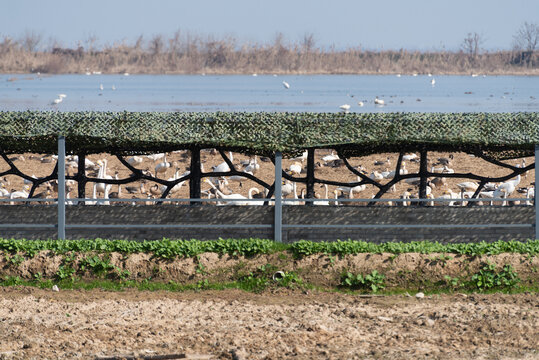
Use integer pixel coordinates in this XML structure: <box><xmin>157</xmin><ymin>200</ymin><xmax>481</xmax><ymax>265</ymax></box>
<box><xmin>0</xmin><ymin>74</ymin><xmax>537</xmax><ymax>112</ymax></box>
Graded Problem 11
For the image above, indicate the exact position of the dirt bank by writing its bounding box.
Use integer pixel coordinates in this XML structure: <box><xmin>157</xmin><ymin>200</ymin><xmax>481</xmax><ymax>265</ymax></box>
<box><xmin>1</xmin><ymin>251</ymin><xmax>538</xmax><ymax>288</ymax></box>
<box><xmin>0</xmin><ymin>287</ymin><xmax>537</xmax><ymax>359</ymax></box>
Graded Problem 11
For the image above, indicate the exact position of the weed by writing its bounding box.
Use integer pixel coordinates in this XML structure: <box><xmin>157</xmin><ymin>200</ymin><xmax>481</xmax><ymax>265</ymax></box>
<box><xmin>5</xmin><ymin>254</ymin><xmax>25</xmax><ymax>267</ymax></box>
<box><xmin>340</xmin><ymin>270</ymin><xmax>386</xmax><ymax>292</ymax></box>
<box><xmin>468</xmin><ymin>263</ymin><xmax>520</xmax><ymax>291</ymax></box>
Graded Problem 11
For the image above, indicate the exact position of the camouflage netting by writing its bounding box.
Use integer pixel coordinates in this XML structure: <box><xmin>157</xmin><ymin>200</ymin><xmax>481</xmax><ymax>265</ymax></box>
<box><xmin>0</xmin><ymin>111</ymin><xmax>537</xmax><ymax>159</ymax></box>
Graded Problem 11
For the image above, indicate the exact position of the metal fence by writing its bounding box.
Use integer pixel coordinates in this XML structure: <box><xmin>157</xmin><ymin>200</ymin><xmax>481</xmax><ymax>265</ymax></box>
<box><xmin>0</xmin><ymin>136</ymin><xmax>537</xmax><ymax>241</ymax></box>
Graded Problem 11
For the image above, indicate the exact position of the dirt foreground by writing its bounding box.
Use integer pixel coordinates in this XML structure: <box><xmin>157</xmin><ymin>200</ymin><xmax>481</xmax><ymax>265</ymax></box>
<box><xmin>0</xmin><ymin>287</ymin><xmax>537</xmax><ymax>360</ymax></box>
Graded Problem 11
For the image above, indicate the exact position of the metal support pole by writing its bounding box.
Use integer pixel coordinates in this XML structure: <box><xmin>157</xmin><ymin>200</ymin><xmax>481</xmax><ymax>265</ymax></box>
<box><xmin>535</xmin><ymin>145</ymin><xmax>538</xmax><ymax>240</ymax></box>
<box><xmin>274</xmin><ymin>151</ymin><xmax>283</xmax><ymax>242</ymax></box>
<box><xmin>57</xmin><ymin>136</ymin><xmax>66</xmax><ymax>240</ymax></box>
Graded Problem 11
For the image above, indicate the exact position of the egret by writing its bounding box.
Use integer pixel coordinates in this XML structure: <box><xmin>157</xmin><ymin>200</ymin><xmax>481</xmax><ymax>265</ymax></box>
<box><xmin>431</xmin><ymin>78</ymin><xmax>436</xmax><ymax>86</ymax></box>
<box><xmin>357</xmin><ymin>101</ymin><xmax>364</xmax><ymax>107</ymax></box>
<box><xmin>374</xmin><ymin>96</ymin><xmax>385</xmax><ymax>105</ymax></box>
<box><xmin>282</xmin><ymin>81</ymin><xmax>290</xmax><ymax>89</ymax></box>
<box><xmin>99</xmin><ymin>84</ymin><xmax>104</xmax><ymax>91</ymax></box>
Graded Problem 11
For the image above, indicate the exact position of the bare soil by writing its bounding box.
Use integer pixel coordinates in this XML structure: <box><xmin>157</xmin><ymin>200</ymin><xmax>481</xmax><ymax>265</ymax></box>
<box><xmin>0</xmin><ymin>287</ymin><xmax>537</xmax><ymax>360</ymax></box>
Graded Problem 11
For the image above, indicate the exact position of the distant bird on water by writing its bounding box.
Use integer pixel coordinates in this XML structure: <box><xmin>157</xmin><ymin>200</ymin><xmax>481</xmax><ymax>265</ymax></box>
<box><xmin>51</xmin><ymin>94</ymin><xmax>66</xmax><ymax>105</ymax></box>
<box><xmin>99</xmin><ymin>84</ymin><xmax>104</xmax><ymax>91</ymax></box>
<box><xmin>374</xmin><ymin>96</ymin><xmax>385</xmax><ymax>105</ymax></box>
<box><xmin>282</xmin><ymin>81</ymin><xmax>290</xmax><ymax>89</ymax></box>
<box><xmin>339</xmin><ymin>104</ymin><xmax>351</xmax><ymax>113</ymax></box>
<box><xmin>431</xmin><ymin>78</ymin><xmax>436</xmax><ymax>86</ymax></box>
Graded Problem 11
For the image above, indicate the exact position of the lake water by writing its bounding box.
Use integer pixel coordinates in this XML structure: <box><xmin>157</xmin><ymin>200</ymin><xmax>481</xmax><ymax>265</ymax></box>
<box><xmin>0</xmin><ymin>74</ymin><xmax>537</xmax><ymax>113</ymax></box>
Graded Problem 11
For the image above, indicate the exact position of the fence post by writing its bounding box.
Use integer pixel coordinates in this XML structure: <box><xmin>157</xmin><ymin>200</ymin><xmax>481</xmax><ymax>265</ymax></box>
<box><xmin>57</xmin><ymin>136</ymin><xmax>66</xmax><ymax>240</ymax></box>
<box><xmin>533</xmin><ymin>145</ymin><xmax>539</xmax><ymax>239</ymax></box>
<box><xmin>274</xmin><ymin>151</ymin><xmax>283</xmax><ymax>242</ymax></box>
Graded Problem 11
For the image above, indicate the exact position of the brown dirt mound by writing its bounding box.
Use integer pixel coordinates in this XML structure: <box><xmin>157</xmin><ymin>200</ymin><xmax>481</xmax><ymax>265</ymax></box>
<box><xmin>1</xmin><ymin>251</ymin><xmax>538</xmax><ymax>288</ymax></box>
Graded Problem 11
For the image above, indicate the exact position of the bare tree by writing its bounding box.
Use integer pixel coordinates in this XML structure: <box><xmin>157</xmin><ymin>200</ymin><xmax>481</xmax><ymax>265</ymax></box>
<box><xmin>149</xmin><ymin>34</ymin><xmax>164</xmax><ymax>55</ymax></box>
<box><xmin>22</xmin><ymin>30</ymin><xmax>42</xmax><ymax>52</ymax></box>
<box><xmin>513</xmin><ymin>22</ymin><xmax>539</xmax><ymax>52</ymax></box>
<box><xmin>461</xmin><ymin>32</ymin><xmax>483</xmax><ymax>59</ymax></box>
<box><xmin>301</xmin><ymin>32</ymin><xmax>316</xmax><ymax>52</ymax></box>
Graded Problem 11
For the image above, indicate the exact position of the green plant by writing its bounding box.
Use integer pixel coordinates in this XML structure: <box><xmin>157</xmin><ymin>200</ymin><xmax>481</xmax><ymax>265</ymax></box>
<box><xmin>340</xmin><ymin>270</ymin><xmax>386</xmax><ymax>292</ymax></box>
<box><xmin>5</xmin><ymin>253</ymin><xmax>25</xmax><ymax>266</ymax></box>
<box><xmin>275</xmin><ymin>271</ymin><xmax>303</xmax><ymax>289</ymax></box>
<box><xmin>444</xmin><ymin>275</ymin><xmax>460</xmax><ymax>287</ymax></box>
<box><xmin>469</xmin><ymin>263</ymin><xmax>520</xmax><ymax>291</ymax></box>
<box><xmin>56</xmin><ymin>265</ymin><xmax>76</xmax><ymax>281</ymax></box>
<box><xmin>79</xmin><ymin>255</ymin><xmax>115</xmax><ymax>276</ymax></box>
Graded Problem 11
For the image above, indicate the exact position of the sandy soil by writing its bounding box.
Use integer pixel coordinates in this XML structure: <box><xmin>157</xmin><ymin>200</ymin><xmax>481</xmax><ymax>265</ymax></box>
<box><xmin>0</xmin><ymin>150</ymin><xmax>534</xmax><ymax>204</ymax></box>
<box><xmin>0</xmin><ymin>287</ymin><xmax>537</xmax><ymax>360</ymax></box>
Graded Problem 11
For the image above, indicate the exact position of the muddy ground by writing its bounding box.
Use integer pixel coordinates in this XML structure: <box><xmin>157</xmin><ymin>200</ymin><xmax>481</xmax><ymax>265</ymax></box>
<box><xmin>0</xmin><ymin>287</ymin><xmax>537</xmax><ymax>360</ymax></box>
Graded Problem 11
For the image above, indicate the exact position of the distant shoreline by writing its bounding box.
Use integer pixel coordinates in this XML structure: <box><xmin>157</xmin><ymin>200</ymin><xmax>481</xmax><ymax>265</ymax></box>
<box><xmin>2</xmin><ymin>70</ymin><xmax>538</xmax><ymax>76</ymax></box>
<box><xmin>0</xmin><ymin>46</ymin><xmax>537</xmax><ymax>76</ymax></box>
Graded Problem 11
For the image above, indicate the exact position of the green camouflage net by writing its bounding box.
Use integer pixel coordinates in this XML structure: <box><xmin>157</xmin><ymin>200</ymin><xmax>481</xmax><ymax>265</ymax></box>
<box><xmin>0</xmin><ymin>111</ymin><xmax>537</xmax><ymax>159</ymax></box>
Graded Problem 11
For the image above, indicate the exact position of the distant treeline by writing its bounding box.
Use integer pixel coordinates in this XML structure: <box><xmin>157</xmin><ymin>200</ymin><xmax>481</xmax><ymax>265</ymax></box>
<box><xmin>0</xmin><ymin>32</ymin><xmax>537</xmax><ymax>75</ymax></box>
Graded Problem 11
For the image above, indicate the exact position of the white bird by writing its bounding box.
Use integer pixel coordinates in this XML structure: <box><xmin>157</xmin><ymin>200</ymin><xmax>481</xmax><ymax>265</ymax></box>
<box><xmin>357</xmin><ymin>101</ymin><xmax>364</xmax><ymax>107</ymax></box>
<box><xmin>313</xmin><ymin>184</ymin><xmax>330</xmax><ymax>206</ymax></box>
<box><xmin>111</xmin><ymin>85</ymin><xmax>116</xmax><ymax>90</ymax></box>
<box><xmin>322</xmin><ymin>151</ymin><xmax>339</xmax><ymax>163</ymax></box>
<box><xmin>146</xmin><ymin>153</ymin><xmax>166</xmax><ymax>162</ymax></box>
<box><xmin>99</xmin><ymin>84</ymin><xmax>104</xmax><ymax>91</ymax></box>
<box><xmin>282</xmin><ymin>81</ymin><xmax>290</xmax><ymax>89</ymax></box>
<box><xmin>9</xmin><ymin>185</ymin><xmax>30</xmax><ymax>204</ymax></box>
<box><xmin>204</xmin><ymin>179</ymin><xmax>248</xmax><ymax>206</ymax></box>
<box><xmin>336</xmin><ymin>176</ymin><xmax>366</xmax><ymax>194</ymax></box>
<box><xmin>339</xmin><ymin>104</ymin><xmax>351</xmax><ymax>113</ymax></box>
<box><xmin>155</xmin><ymin>155</ymin><xmax>172</xmax><ymax>177</ymax></box>
<box><xmin>52</xmin><ymin>97</ymin><xmax>63</xmax><ymax>105</ymax></box>
<box><xmin>289</xmin><ymin>161</ymin><xmax>302</xmax><ymax>176</ymax></box>
<box><xmin>456</xmin><ymin>182</ymin><xmax>479</xmax><ymax>192</ymax></box>
<box><xmin>290</xmin><ymin>151</ymin><xmax>308</xmax><ymax>162</ymax></box>
<box><xmin>212</xmin><ymin>151</ymin><xmax>234</xmax><ymax>173</ymax></box>
<box><xmin>95</xmin><ymin>159</ymin><xmax>113</xmax><ymax>195</ymax></box>
<box><xmin>247</xmin><ymin>188</ymin><xmax>265</xmax><ymax>206</ymax></box>
<box><xmin>167</xmin><ymin>170</ymin><xmax>186</xmax><ymax>193</ymax></box>
<box><xmin>243</xmin><ymin>155</ymin><xmax>260</xmax><ymax>173</ymax></box>
<box><xmin>402</xmin><ymin>153</ymin><xmax>417</xmax><ymax>161</ymax></box>
<box><xmin>127</xmin><ymin>156</ymin><xmax>144</xmax><ymax>166</ymax></box>
<box><xmin>374</xmin><ymin>96</ymin><xmax>385</xmax><ymax>105</ymax></box>
<box><xmin>431</xmin><ymin>78</ymin><xmax>436</xmax><ymax>86</ymax></box>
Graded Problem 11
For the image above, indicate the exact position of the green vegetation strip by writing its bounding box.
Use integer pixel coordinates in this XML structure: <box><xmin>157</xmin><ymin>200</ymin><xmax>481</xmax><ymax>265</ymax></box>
<box><xmin>0</xmin><ymin>238</ymin><xmax>538</xmax><ymax>258</ymax></box>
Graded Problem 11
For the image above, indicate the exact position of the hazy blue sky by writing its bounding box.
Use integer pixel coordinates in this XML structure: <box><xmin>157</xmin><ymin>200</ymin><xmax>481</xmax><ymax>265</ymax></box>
<box><xmin>2</xmin><ymin>0</ymin><xmax>538</xmax><ymax>51</ymax></box>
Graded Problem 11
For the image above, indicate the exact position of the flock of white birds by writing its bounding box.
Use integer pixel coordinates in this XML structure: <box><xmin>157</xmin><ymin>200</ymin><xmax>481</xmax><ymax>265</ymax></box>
<box><xmin>0</xmin><ymin>148</ymin><xmax>532</xmax><ymax>207</ymax></box>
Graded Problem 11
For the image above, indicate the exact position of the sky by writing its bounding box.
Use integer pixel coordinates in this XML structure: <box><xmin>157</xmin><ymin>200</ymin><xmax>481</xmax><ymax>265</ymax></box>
<box><xmin>2</xmin><ymin>0</ymin><xmax>538</xmax><ymax>51</ymax></box>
